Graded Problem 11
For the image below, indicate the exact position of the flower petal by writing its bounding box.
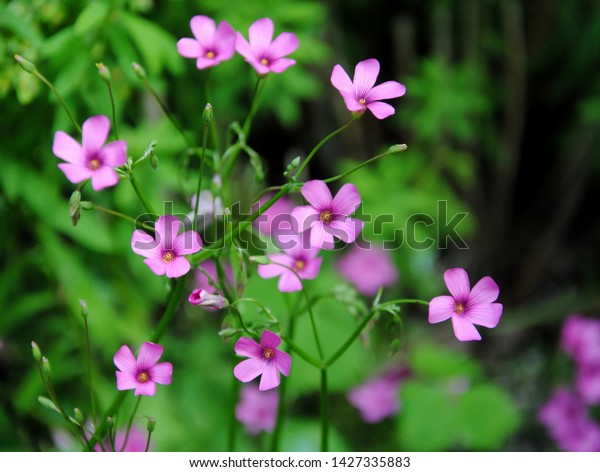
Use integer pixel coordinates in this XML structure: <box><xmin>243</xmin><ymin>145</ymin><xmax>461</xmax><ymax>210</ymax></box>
<box><xmin>332</xmin><ymin>183</ymin><xmax>361</xmax><ymax>216</ymax></box>
<box><xmin>366</xmin><ymin>101</ymin><xmax>396</xmax><ymax>120</ymax></box>
<box><xmin>155</xmin><ymin>215</ymin><xmax>182</xmax><ymax>248</ymax></box>
<box><xmin>268</xmin><ymin>32</ymin><xmax>298</xmax><ymax>59</ymax></box>
<box><xmin>190</xmin><ymin>15</ymin><xmax>216</xmax><ymax>47</ymax></box>
<box><xmin>150</xmin><ymin>362</ymin><xmax>172</xmax><ymax>385</ymax></box>
<box><xmin>57</xmin><ymin>163</ymin><xmax>92</xmax><ymax>184</ymax></box>
<box><xmin>331</xmin><ymin>64</ymin><xmax>354</xmax><ymax>96</ymax></box>
<box><xmin>428</xmin><ymin>295</ymin><xmax>456</xmax><ymax>324</ymax></box>
<box><xmin>444</xmin><ymin>268</ymin><xmax>471</xmax><ymax>301</ymax></box>
<box><xmin>329</xmin><ymin>217</ymin><xmax>364</xmax><ymax>244</ymax></box>
<box><xmin>144</xmin><ymin>258</ymin><xmax>166</xmax><ymax>276</ymax></box>
<box><xmin>274</xmin><ymin>350</ymin><xmax>292</xmax><ymax>376</ymax></box>
<box><xmin>464</xmin><ymin>303</ymin><xmax>503</xmax><ymax>328</ymax></box>
<box><xmin>366</xmin><ymin>81</ymin><xmax>406</xmax><ymax>101</ymax></box>
<box><xmin>214</xmin><ymin>22</ymin><xmax>236</xmax><ymax>60</ymax></box>
<box><xmin>248</xmin><ymin>18</ymin><xmax>274</xmax><ymax>53</ymax></box>
<box><xmin>451</xmin><ymin>315</ymin><xmax>482</xmax><ymax>341</ymax></box>
<box><xmin>82</xmin><ymin>115</ymin><xmax>110</xmax><ymax>153</ymax></box>
<box><xmin>278</xmin><ymin>271</ymin><xmax>302</xmax><ymax>292</ymax></box>
<box><xmin>301</xmin><ymin>180</ymin><xmax>333</xmax><ymax>211</ymax></box>
<box><xmin>99</xmin><ymin>140</ymin><xmax>127</xmax><ymax>167</ymax></box>
<box><xmin>235</xmin><ymin>33</ymin><xmax>254</xmax><ymax>60</ymax></box>
<box><xmin>291</xmin><ymin>205</ymin><xmax>321</xmax><ymax>233</ymax></box>
<box><xmin>468</xmin><ymin>276</ymin><xmax>500</xmax><ymax>305</ymax></box>
<box><xmin>234</xmin><ymin>336</ymin><xmax>263</xmax><ymax>358</ymax></box>
<box><xmin>116</xmin><ymin>371</ymin><xmax>138</xmax><ymax>391</ymax></box>
<box><xmin>137</xmin><ymin>342</ymin><xmax>164</xmax><ymax>370</ymax></box>
<box><xmin>234</xmin><ymin>357</ymin><xmax>268</xmax><ymax>382</ymax></box>
<box><xmin>90</xmin><ymin>166</ymin><xmax>119</xmax><ymax>191</ymax></box>
<box><xmin>53</xmin><ymin>131</ymin><xmax>83</xmax><ymax>164</ymax></box>
<box><xmin>353</xmin><ymin>59</ymin><xmax>380</xmax><ymax>98</ymax></box>
<box><xmin>134</xmin><ymin>381</ymin><xmax>157</xmax><ymax>397</ymax></box>
<box><xmin>177</xmin><ymin>38</ymin><xmax>202</xmax><ymax>58</ymax></box>
<box><xmin>260</xmin><ymin>330</ymin><xmax>282</xmax><ymax>349</ymax></box>
<box><xmin>299</xmin><ymin>256</ymin><xmax>322</xmax><ymax>280</ymax></box>
<box><xmin>268</xmin><ymin>58</ymin><xmax>296</xmax><ymax>73</ymax></box>
<box><xmin>173</xmin><ymin>230</ymin><xmax>202</xmax><ymax>255</ymax></box>
<box><xmin>257</xmin><ymin>254</ymin><xmax>293</xmax><ymax>278</ymax></box>
<box><xmin>259</xmin><ymin>361</ymin><xmax>281</xmax><ymax>391</ymax></box>
<box><xmin>131</xmin><ymin>230</ymin><xmax>159</xmax><ymax>258</ymax></box>
<box><xmin>310</xmin><ymin>222</ymin><xmax>335</xmax><ymax>249</ymax></box>
<box><xmin>114</xmin><ymin>345</ymin><xmax>137</xmax><ymax>374</ymax></box>
<box><xmin>164</xmin><ymin>256</ymin><xmax>191</xmax><ymax>278</ymax></box>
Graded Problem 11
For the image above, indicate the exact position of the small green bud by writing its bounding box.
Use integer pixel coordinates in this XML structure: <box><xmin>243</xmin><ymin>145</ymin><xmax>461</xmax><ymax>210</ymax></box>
<box><xmin>95</xmin><ymin>62</ymin><xmax>111</xmax><ymax>82</ymax></box>
<box><xmin>289</xmin><ymin>156</ymin><xmax>301</xmax><ymax>169</ymax></box>
<box><xmin>249</xmin><ymin>255</ymin><xmax>271</xmax><ymax>265</ymax></box>
<box><xmin>69</xmin><ymin>190</ymin><xmax>81</xmax><ymax>216</ymax></box>
<box><xmin>147</xmin><ymin>416</ymin><xmax>156</xmax><ymax>433</ymax></box>
<box><xmin>388</xmin><ymin>144</ymin><xmax>408</xmax><ymax>154</ymax></box>
<box><xmin>31</xmin><ymin>341</ymin><xmax>42</xmax><ymax>362</ymax></box>
<box><xmin>73</xmin><ymin>408</ymin><xmax>84</xmax><ymax>425</ymax></box>
<box><xmin>80</xmin><ymin>201</ymin><xmax>93</xmax><ymax>210</ymax></box>
<box><xmin>106</xmin><ymin>417</ymin><xmax>114</xmax><ymax>430</ymax></box>
<box><xmin>41</xmin><ymin>356</ymin><xmax>51</xmax><ymax>376</ymax></box>
<box><xmin>131</xmin><ymin>62</ymin><xmax>146</xmax><ymax>79</ymax></box>
<box><xmin>150</xmin><ymin>152</ymin><xmax>159</xmax><ymax>170</ymax></box>
<box><xmin>14</xmin><ymin>54</ymin><xmax>37</xmax><ymax>74</ymax></box>
<box><xmin>218</xmin><ymin>328</ymin><xmax>237</xmax><ymax>338</ymax></box>
<box><xmin>203</xmin><ymin>103</ymin><xmax>213</xmax><ymax>124</ymax></box>
<box><xmin>79</xmin><ymin>299</ymin><xmax>88</xmax><ymax>319</ymax></box>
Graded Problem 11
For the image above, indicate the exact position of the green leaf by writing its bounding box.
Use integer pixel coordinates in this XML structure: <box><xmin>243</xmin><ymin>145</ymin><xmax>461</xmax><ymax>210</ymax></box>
<box><xmin>38</xmin><ymin>396</ymin><xmax>60</xmax><ymax>414</ymax></box>
<box><xmin>409</xmin><ymin>343</ymin><xmax>482</xmax><ymax>380</ymax></box>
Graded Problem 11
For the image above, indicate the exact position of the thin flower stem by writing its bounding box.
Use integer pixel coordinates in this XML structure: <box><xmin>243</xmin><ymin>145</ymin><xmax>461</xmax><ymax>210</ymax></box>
<box><xmin>294</xmin><ymin>116</ymin><xmax>358</xmax><ymax>180</ymax></box>
<box><xmin>120</xmin><ymin>396</ymin><xmax>142</xmax><ymax>452</ymax></box>
<box><xmin>106</xmin><ymin>81</ymin><xmax>119</xmax><ymax>140</ymax></box>
<box><xmin>90</xmin><ymin>204</ymin><xmax>138</xmax><ymax>225</ymax></box>
<box><xmin>323</xmin><ymin>151</ymin><xmax>392</xmax><ymax>184</ymax></box>
<box><xmin>378</xmin><ymin>298</ymin><xmax>430</xmax><ymax>308</ymax></box>
<box><xmin>145</xmin><ymin>430</ymin><xmax>152</xmax><ymax>452</ymax></box>
<box><xmin>280</xmin><ymin>335</ymin><xmax>323</xmax><ymax>369</ymax></box>
<box><xmin>205</xmin><ymin>70</ymin><xmax>221</xmax><ymax>154</ymax></box>
<box><xmin>227</xmin><ymin>370</ymin><xmax>241</xmax><ymax>451</ymax></box>
<box><xmin>325</xmin><ymin>309</ymin><xmax>379</xmax><ymax>368</ymax></box>
<box><xmin>150</xmin><ymin>276</ymin><xmax>187</xmax><ymax>343</ymax></box>
<box><xmin>229</xmin><ymin>306</ymin><xmax>256</xmax><ymax>338</ymax></box>
<box><xmin>129</xmin><ymin>173</ymin><xmax>157</xmax><ymax>216</ymax></box>
<box><xmin>320</xmin><ymin>368</ymin><xmax>329</xmax><ymax>452</ymax></box>
<box><xmin>32</xmin><ymin>69</ymin><xmax>81</xmax><ymax>134</ymax></box>
<box><xmin>83</xmin><ymin>317</ymin><xmax>98</xmax><ymax>423</ymax></box>
<box><xmin>193</xmin><ymin>121</ymin><xmax>210</xmax><ymax>232</ymax></box>
<box><xmin>232</xmin><ymin>298</ymin><xmax>276</xmax><ymax>322</ymax></box>
<box><xmin>242</xmin><ymin>76</ymin><xmax>266</xmax><ymax>138</ymax></box>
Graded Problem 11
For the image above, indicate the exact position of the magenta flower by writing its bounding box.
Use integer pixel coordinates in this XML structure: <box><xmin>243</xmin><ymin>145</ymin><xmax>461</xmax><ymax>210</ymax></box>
<box><xmin>114</xmin><ymin>342</ymin><xmax>172</xmax><ymax>397</ymax></box>
<box><xmin>253</xmin><ymin>193</ymin><xmax>295</xmax><ymax>246</ymax></box>
<box><xmin>95</xmin><ymin>427</ymin><xmax>148</xmax><ymax>452</ymax></box>
<box><xmin>428</xmin><ymin>268</ymin><xmax>503</xmax><ymax>341</ymax></box>
<box><xmin>235</xmin><ymin>18</ymin><xmax>299</xmax><ymax>75</ymax></box>
<box><xmin>188</xmin><ymin>288</ymin><xmax>228</xmax><ymax>310</ymax></box>
<box><xmin>194</xmin><ymin>259</ymin><xmax>233</xmax><ymax>295</ymax></box>
<box><xmin>292</xmin><ymin>180</ymin><xmax>364</xmax><ymax>249</ymax></box>
<box><xmin>348</xmin><ymin>370</ymin><xmax>407</xmax><ymax>423</ymax></box>
<box><xmin>233</xmin><ymin>330</ymin><xmax>292</xmax><ymax>391</ymax></box>
<box><xmin>131</xmin><ymin>215</ymin><xmax>202</xmax><ymax>278</ymax></box>
<box><xmin>235</xmin><ymin>384</ymin><xmax>279</xmax><ymax>435</ymax></box>
<box><xmin>561</xmin><ymin>315</ymin><xmax>600</xmax><ymax>365</ymax></box>
<box><xmin>331</xmin><ymin>59</ymin><xmax>406</xmax><ymax>119</ymax></box>
<box><xmin>576</xmin><ymin>363</ymin><xmax>600</xmax><ymax>405</ymax></box>
<box><xmin>338</xmin><ymin>245</ymin><xmax>398</xmax><ymax>296</ymax></box>
<box><xmin>52</xmin><ymin>115</ymin><xmax>127</xmax><ymax>190</ymax></box>
<box><xmin>177</xmin><ymin>16</ymin><xmax>236</xmax><ymax>69</ymax></box>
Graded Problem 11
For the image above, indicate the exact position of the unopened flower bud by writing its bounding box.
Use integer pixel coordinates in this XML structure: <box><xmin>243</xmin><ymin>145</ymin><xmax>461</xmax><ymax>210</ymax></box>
<box><xmin>80</xmin><ymin>201</ymin><xmax>93</xmax><ymax>210</ymax></box>
<box><xmin>388</xmin><ymin>144</ymin><xmax>407</xmax><ymax>154</ymax></box>
<box><xmin>41</xmin><ymin>357</ymin><xmax>51</xmax><ymax>375</ymax></box>
<box><xmin>203</xmin><ymin>103</ymin><xmax>213</xmax><ymax>124</ymax></box>
<box><xmin>131</xmin><ymin>62</ymin><xmax>146</xmax><ymax>79</ymax></box>
<box><xmin>218</xmin><ymin>328</ymin><xmax>237</xmax><ymax>337</ymax></box>
<box><xmin>249</xmin><ymin>255</ymin><xmax>271</xmax><ymax>265</ymax></box>
<box><xmin>95</xmin><ymin>62</ymin><xmax>111</xmax><ymax>82</ymax></box>
<box><xmin>69</xmin><ymin>190</ymin><xmax>81</xmax><ymax>216</ymax></box>
<box><xmin>79</xmin><ymin>299</ymin><xmax>88</xmax><ymax>319</ymax></box>
<box><xmin>107</xmin><ymin>417</ymin><xmax>114</xmax><ymax>430</ymax></box>
<box><xmin>14</xmin><ymin>54</ymin><xmax>37</xmax><ymax>74</ymax></box>
<box><xmin>147</xmin><ymin>416</ymin><xmax>156</xmax><ymax>433</ymax></box>
<box><xmin>188</xmin><ymin>289</ymin><xmax>228</xmax><ymax>309</ymax></box>
<box><xmin>150</xmin><ymin>153</ymin><xmax>159</xmax><ymax>170</ymax></box>
<box><xmin>288</xmin><ymin>156</ymin><xmax>301</xmax><ymax>169</ymax></box>
<box><xmin>31</xmin><ymin>341</ymin><xmax>42</xmax><ymax>362</ymax></box>
<box><xmin>73</xmin><ymin>408</ymin><xmax>84</xmax><ymax>425</ymax></box>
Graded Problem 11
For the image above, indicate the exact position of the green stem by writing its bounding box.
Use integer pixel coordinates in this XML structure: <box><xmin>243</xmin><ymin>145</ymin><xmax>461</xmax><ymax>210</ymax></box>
<box><xmin>83</xmin><ymin>317</ymin><xmax>97</xmax><ymax>422</ymax></box>
<box><xmin>228</xmin><ymin>365</ymin><xmax>241</xmax><ymax>451</ymax></box>
<box><xmin>232</xmin><ymin>298</ymin><xmax>276</xmax><ymax>322</ymax></box>
<box><xmin>378</xmin><ymin>298</ymin><xmax>430</xmax><ymax>308</ymax></box>
<box><xmin>229</xmin><ymin>306</ymin><xmax>256</xmax><ymax>337</ymax></box>
<box><xmin>280</xmin><ymin>335</ymin><xmax>323</xmax><ymax>369</ymax></box>
<box><xmin>323</xmin><ymin>151</ymin><xmax>392</xmax><ymax>184</ymax></box>
<box><xmin>120</xmin><ymin>396</ymin><xmax>142</xmax><ymax>452</ymax></box>
<box><xmin>205</xmin><ymin>71</ymin><xmax>221</xmax><ymax>154</ymax></box>
<box><xmin>295</xmin><ymin>117</ymin><xmax>357</xmax><ymax>179</ymax></box>
<box><xmin>145</xmin><ymin>430</ymin><xmax>152</xmax><ymax>452</ymax></box>
<box><xmin>106</xmin><ymin>81</ymin><xmax>119</xmax><ymax>140</ymax></box>
<box><xmin>129</xmin><ymin>174</ymin><xmax>157</xmax><ymax>216</ymax></box>
<box><xmin>325</xmin><ymin>309</ymin><xmax>379</xmax><ymax>368</ymax></box>
<box><xmin>242</xmin><ymin>76</ymin><xmax>266</xmax><ymax>137</ymax></box>
<box><xmin>91</xmin><ymin>204</ymin><xmax>138</xmax><ymax>225</ymax></box>
<box><xmin>193</xmin><ymin>121</ymin><xmax>210</xmax><ymax>232</ymax></box>
<box><xmin>150</xmin><ymin>276</ymin><xmax>187</xmax><ymax>343</ymax></box>
<box><xmin>32</xmin><ymin>69</ymin><xmax>81</xmax><ymax>134</ymax></box>
<box><xmin>320</xmin><ymin>368</ymin><xmax>329</xmax><ymax>452</ymax></box>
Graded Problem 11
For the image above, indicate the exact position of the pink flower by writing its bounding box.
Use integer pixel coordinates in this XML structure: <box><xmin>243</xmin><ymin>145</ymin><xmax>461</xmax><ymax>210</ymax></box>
<box><xmin>257</xmin><ymin>234</ymin><xmax>323</xmax><ymax>292</ymax></box>
<box><xmin>95</xmin><ymin>427</ymin><xmax>148</xmax><ymax>452</ymax></box>
<box><xmin>188</xmin><ymin>288</ymin><xmax>228</xmax><ymax>309</ymax></box>
<box><xmin>235</xmin><ymin>384</ymin><xmax>279</xmax><ymax>435</ymax></box>
<box><xmin>177</xmin><ymin>16</ymin><xmax>236</xmax><ymax>69</ymax></box>
<box><xmin>254</xmin><ymin>194</ymin><xmax>295</xmax><ymax>246</ymax></box>
<box><xmin>235</xmin><ymin>18</ymin><xmax>299</xmax><ymax>75</ymax></box>
<box><xmin>233</xmin><ymin>330</ymin><xmax>292</xmax><ymax>391</ymax></box>
<box><xmin>52</xmin><ymin>115</ymin><xmax>127</xmax><ymax>190</ymax></box>
<box><xmin>131</xmin><ymin>215</ymin><xmax>202</xmax><ymax>278</ymax></box>
<box><xmin>561</xmin><ymin>315</ymin><xmax>600</xmax><ymax>365</ymax></box>
<box><xmin>194</xmin><ymin>259</ymin><xmax>233</xmax><ymax>295</ymax></box>
<box><xmin>576</xmin><ymin>363</ymin><xmax>600</xmax><ymax>405</ymax></box>
<box><xmin>348</xmin><ymin>370</ymin><xmax>407</xmax><ymax>423</ymax></box>
<box><xmin>331</xmin><ymin>59</ymin><xmax>406</xmax><ymax>119</ymax></box>
<box><xmin>428</xmin><ymin>268</ymin><xmax>503</xmax><ymax>341</ymax></box>
<box><xmin>291</xmin><ymin>180</ymin><xmax>364</xmax><ymax>250</ymax></box>
<box><xmin>338</xmin><ymin>245</ymin><xmax>398</xmax><ymax>296</ymax></box>
<box><xmin>114</xmin><ymin>342</ymin><xmax>172</xmax><ymax>397</ymax></box>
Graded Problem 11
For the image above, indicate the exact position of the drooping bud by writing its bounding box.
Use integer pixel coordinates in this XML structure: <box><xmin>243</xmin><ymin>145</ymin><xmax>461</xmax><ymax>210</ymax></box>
<box><xmin>41</xmin><ymin>356</ymin><xmax>51</xmax><ymax>376</ymax></box>
<box><xmin>150</xmin><ymin>153</ymin><xmax>159</xmax><ymax>170</ymax></box>
<box><xmin>31</xmin><ymin>341</ymin><xmax>42</xmax><ymax>362</ymax></box>
<box><xmin>95</xmin><ymin>62</ymin><xmax>111</xmax><ymax>82</ymax></box>
<box><xmin>388</xmin><ymin>144</ymin><xmax>407</xmax><ymax>155</ymax></box>
<box><xmin>249</xmin><ymin>255</ymin><xmax>271</xmax><ymax>265</ymax></box>
<box><xmin>147</xmin><ymin>416</ymin><xmax>156</xmax><ymax>433</ymax></box>
<box><xmin>80</xmin><ymin>201</ymin><xmax>93</xmax><ymax>210</ymax></box>
<box><xmin>188</xmin><ymin>289</ymin><xmax>229</xmax><ymax>309</ymax></box>
<box><xmin>14</xmin><ymin>54</ymin><xmax>37</xmax><ymax>74</ymax></box>
<box><xmin>203</xmin><ymin>103</ymin><xmax>213</xmax><ymax>124</ymax></box>
<box><xmin>218</xmin><ymin>328</ymin><xmax>237</xmax><ymax>338</ymax></box>
<box><xmin>131</xmin><ymin>62</ymin><xmax>146</xmax><ymax>79</ymax></box>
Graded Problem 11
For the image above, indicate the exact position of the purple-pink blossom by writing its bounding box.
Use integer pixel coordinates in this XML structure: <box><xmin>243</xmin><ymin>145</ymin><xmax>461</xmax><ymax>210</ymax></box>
<box><xmin>235</xmin><ymin>384</ymin><xmax>279</xmax><ymax>435</ymax></box>
<box><xmin>257</xmin><ymin>234</ymin><xmax>323</xmax><ymax>292</ymax></box>
<box><xmin>348</xmin><ymin>369</ymin><xmax>407</xmax><ymax>423</ymax></box>
<box><xmin>235</xmin><ymin>18</ymin><xmax>299</xmax><ymax>75</ymax></box>
<box><xmin>114</xmin><ymin>342</ymin><xmax>172</xmax><ymax>397</ymax></box>
<box><xmin>253</xmin><ymin>193</ymin><xmax>295</xmax><ymax>246</ymax></box>
<box><xmin>131</xmin><ymin>215</ymin><xmax>202</xmax><ymax>278</ymax></box>
<box><xmin>52</xmin><ymin>115</ymin><xmax>127</xmax><ymax>190</ymax></box>
<box><xmin>428</xmin><ymin>268</ymin><xmax>503</xmax><ymax>341</ymax></box>
<box><xmin>188</xmin><ymin>288</ymin><xmax>228</xmax><ymax>310</ymax></box>
<box><xmin>338</xmin><ymin>245</ymin><xmax>398</xmax><ymax>296</ymax></box>
<box><xmin>95</xmin><ymin>426</ymin><xmax>148</xmax><ymax>452</ymax></box>
<box><xmin>233</xmin><ymin>330</ymin><xmax>292</xmax><ymax>391</ymax></box>
<box><xmin>291</xmin><ymin>180</ymin><xmax>364</xmax><ymax>250</ymax></box>
<box><xmin>331</xmin><ymin>59</ymin><xmax>406</xmax><ymax>120</ymax></box>
<box><xmin>177</xmin><ymin>16</ymin><xmax>236</xmax><ymax>69</ymax></box>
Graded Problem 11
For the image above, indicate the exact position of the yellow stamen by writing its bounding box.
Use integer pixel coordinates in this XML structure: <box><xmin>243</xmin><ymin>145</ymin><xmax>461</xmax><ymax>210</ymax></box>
<box><xmin>137</xmin><ymin>372</ymin><xmax>149</xmax><ymax>383</ymax></box>
<box><xmin>454</xmin><ymin>302</ymin><xmax>465</xmax><ymax>315</ymax></box>
<box><xmin>263</xmin><ymin>348</ymin><xmax>275</xmax><ymax>359</ymax></box>
<box><xmin>260</xmin><ymin>58</ymin><xmax>269</xmax><ymax>66</ymax></box>
<box><xmin>359</xmin><ymin>98</ymin><xmax>366</xmax><ymax>105</ymax></box>
<box><xmin>320</xmin><ymin>210</ymin><xmax>333</xmax><ymax>223</ymax></box>
<box><xmin>295</xmin><ymin>260</ymin><xmax>305</xmax><ymax>270</ymax></box>
<box><xmin>163</xmin><ymin>251</ymin><xmax>175</xmax><ymax>263</ymax></box>
<box><xmin>90</xmin><ymin>159</ymin><xmax>101</xmax><ymax>170</ymax></box>
<box><xmin>206</xmin><ymin>51</ymin><xmax>215</xmax><ymax>59</ymax></box>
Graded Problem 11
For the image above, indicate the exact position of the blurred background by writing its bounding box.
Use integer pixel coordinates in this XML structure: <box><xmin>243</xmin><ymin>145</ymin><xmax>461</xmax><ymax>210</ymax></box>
<box><xmin>1</xmin><ymin>0</ymin><xmax>599</xmax><ymax>452</ymax></box>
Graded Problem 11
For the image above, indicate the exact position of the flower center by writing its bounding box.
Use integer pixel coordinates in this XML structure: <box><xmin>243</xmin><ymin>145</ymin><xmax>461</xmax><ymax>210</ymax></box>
<box><xmin>89</xmin><ymin>158</ymin><xmax>102</xmax><ymax>170</ymax></box>
<box><xmin>206</xmin><ymin>51</ymin><xmax>215</xmax><ymax>59</ymax></box>
<box><xmin>260</xmin><ymin>58</ymin><xmax>269</xmax><ymax>66</ymax></box>
<box><xmin>137</xmin><ymin>372</ymin><xmax>150</xmax><ymax>383</ymax></box>
<box><xmin>359</xmin><ymin>98</ymin><xmax>367</xmax><ymax>107</ymax></box>
<box><xmin>162</xmin><ymin>251</ymin><xmax>175</xmax><ymax>263</ymax></box>
<box><xmin>454</xmin><ymin>302</ymin><xmax>465</xmax><ymax>315</ymax></box>
<box><xmin>295</xmin><ymin>260</ymin><xmax>305</xmax><ymax>271</ymax></box>
<box><xmin>263</xmin><ymin>347</ymin><xmax>275</xmax><ymax>359</ymax></box>
<box><xmin>320</xmin><ymin>210</ymin><xmax>333</xmax><ymax>223</ymax></box>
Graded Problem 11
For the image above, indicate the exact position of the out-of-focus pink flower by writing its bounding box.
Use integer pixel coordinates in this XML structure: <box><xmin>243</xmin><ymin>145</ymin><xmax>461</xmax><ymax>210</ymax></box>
<box><xmin>253</xmin><ymin>193</ymin><xmax>295</xmax><ymax>246</ymax></box>
<box><xmin>257</xmin><ymin>234</ymin><xmax>322</xmax><ymax>292</ymax></box>
<box><xmin>131</xmin><ymin>215</ymin><xmax>202</xmax><ymax>278</ymax></box>
<box><xmin>53</xmin><ymin>115</ymin><xmax>127</xmax><ymax>190</ymax></box>
<box><xmin>331</xmin><ymin>59</ymin><xmax>406</xmax><ymax>120</ymax></box>
<box><xmin>428</xmin><ymin>268</ymin><xmax>503</xmax><ymax>341</ymax></box>
<box><xmin>235</xmin><ymin>384</ymin><xmax>279</xmax><ymax>435</ymax></box>
<box><xmin>177</xmin><ymin>16</ymin><xmax>236</xmax><ymax>69</ymax></box>
<box><xmin>576</xmin><ymin>363</ymin><xmax>600</xmax><ymax>405</ymax></box>
<box><xmin>194</xmin><ymin>259</ymin><xmax>233</xmax><ymax>295</ymax></box>
<box><xmin>188</xmin><ymin>190</ymin><xmax>224</xmax><ymax>229</ymax></box>
<box><xmin>235</xmin><ymin>18</ymin><xmax>298</xmax><ymax>75</ymax></box>
<box><xmin>114</xmin><ymin>342</ymin><xmax>172</xmax><ymax>397</ymax></box>
<box><xmin>292</xmin><ymin>180</ymin><xmax>364</xmax><ymax>250</ymax></box>
<box><xmin>95</xmin><ymin>426</ymin><xmax>148</xmax><ymax>452</ymax></box>
<box><xmin>347</xmin><ymin>369</ymin><xmax>408</xmax><ymax>423</ymax></box>
<box><xmin>233</xmin><ymin>330</ymin><xmax>291</xmax><ymax>391</ymax></box>
<box><xmin>539</xmin><ymin>388</ymin><xmax>600</xmax><ymax>452</ymax></box>
<box><xmin>188</xmin><ymin>288</ymin><xmax>229</xmax><ymax>309</ymax></box>
<box><xmin>338</xmin><ymin>245</ymin><xmax>398</xmax><ymax>296</ymax></box>
<box><xmin>561</xmin><ymin>315</ymin><xmax>600</xmax><ymax>365</ymax></box>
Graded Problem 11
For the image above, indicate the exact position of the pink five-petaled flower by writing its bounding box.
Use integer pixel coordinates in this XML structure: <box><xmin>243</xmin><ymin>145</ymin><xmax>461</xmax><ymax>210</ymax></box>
<box><xmin>177</xmin><ymin>16</ymin><xmax>236</xmax><ymax>69</ymax></box>
<box><xmin>114</xmin><ymin>342</ymin><xmax>172</xmax><ymax>397</ymax></box>
<box><xmin>331</xmin><ymin>58</ymin><xmax>406</xmax><ymax>120</ymax></box>
<box><xmin>52</xmin><ymin>115</ymin><xmax>127</xmax><ymax>190</ymax></box>
<box><xmin>257</xmin><ymin>234</ymin><xmax>323</xmax><ymax>292</ymax></box>
<box><xmin>338</xmin><ymin>245</ymin><xmax>398</xmax><ymax>297</ymax></box>
<box><xmin>233</xmin><ymin>330</ymin><xmax>292</xmax><ymax>391</ymax></box>
<box><xmin>235</xmin><ymin>18</ymin><xmax>299</xmax><ymax>75</ymax></box>
<box><xmin>428</xmin><ymin>268</ymin><xmax>503</xmax><ymax>342</ymax></box>
<box><xmin>292</xmin><ymin>180</ymin><xmax>364</xmax><ymax>250</ymax></box>
<box><xmin>235</xmin><ymin>384</ymin><xmax>279</xmax><ymax>435</ymax></box>
<box><xmin>131</xmin><ymin>215</ymin><xmax>202</xmax><ymax>278</ymax></box>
